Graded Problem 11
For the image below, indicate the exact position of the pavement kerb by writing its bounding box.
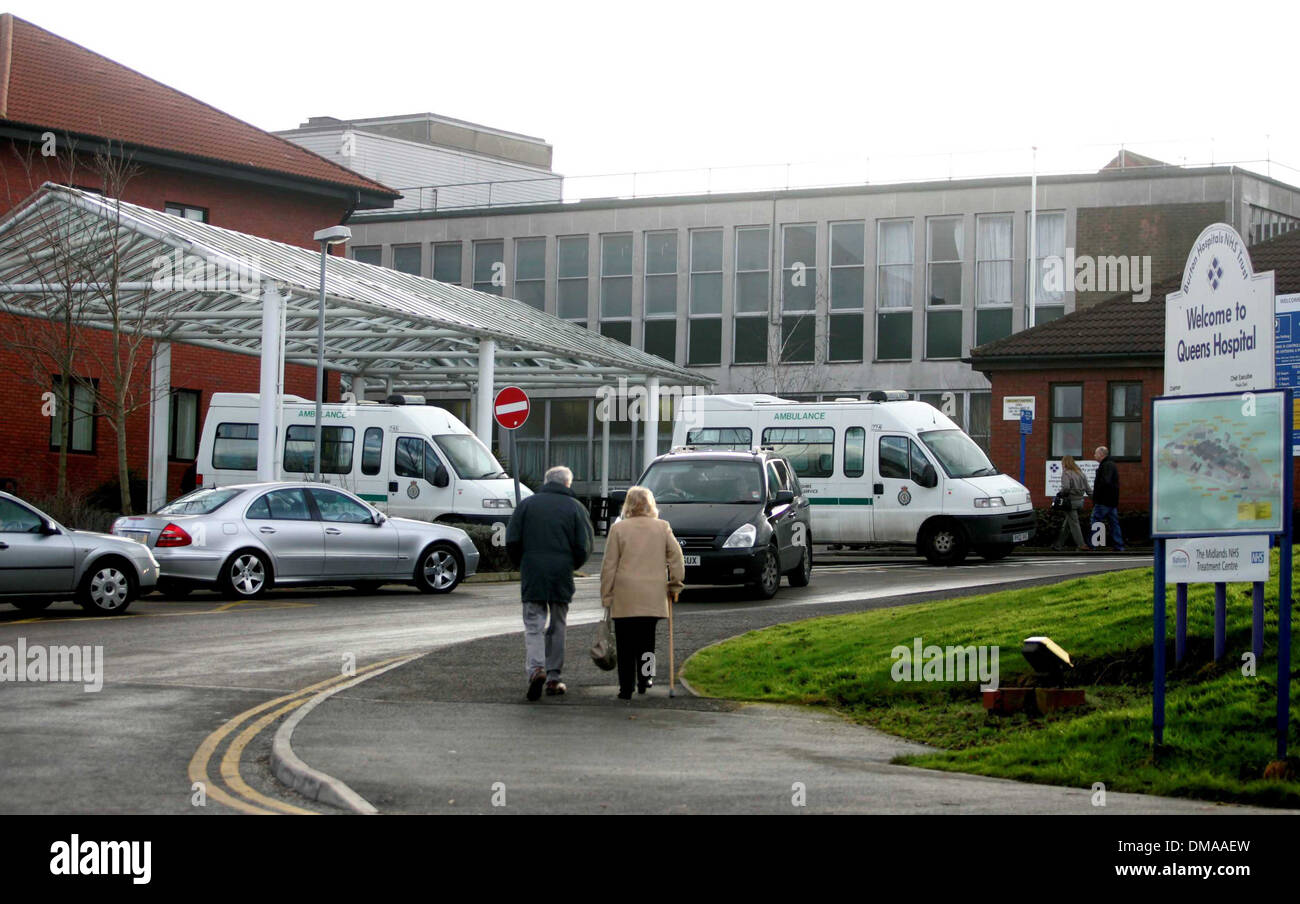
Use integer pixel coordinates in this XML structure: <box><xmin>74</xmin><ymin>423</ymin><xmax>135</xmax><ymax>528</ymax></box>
<box><xmin>271</xmin><ymin>654</ymin><xmax>425</xmax><ymax>814</ymax></box>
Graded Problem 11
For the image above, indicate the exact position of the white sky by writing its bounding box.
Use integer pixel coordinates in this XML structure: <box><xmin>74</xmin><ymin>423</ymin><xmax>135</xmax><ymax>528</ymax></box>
<box><xmin>15</xmin><ymin>0</ymin><xmax>1300</xmax><ymax>193</ymax></box>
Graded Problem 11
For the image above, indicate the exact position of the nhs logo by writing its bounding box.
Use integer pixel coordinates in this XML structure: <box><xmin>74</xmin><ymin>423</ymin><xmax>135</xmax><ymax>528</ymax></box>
<box><xmin>1251</xmin><ymin>551</ymin><xmax>1266</xmax><ymax>565</ymax></box>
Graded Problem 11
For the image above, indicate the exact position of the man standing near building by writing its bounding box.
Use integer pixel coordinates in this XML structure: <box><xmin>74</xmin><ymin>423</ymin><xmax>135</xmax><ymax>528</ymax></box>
<box><xmin>506</xmin><ymin>465</ymin><xmax>595</xmax><ymax>701</ymax></box>
<box><xmin>1090</xmin><ymin>446</ymin><xmax>1125</xmax><ymax>552</ymax></box>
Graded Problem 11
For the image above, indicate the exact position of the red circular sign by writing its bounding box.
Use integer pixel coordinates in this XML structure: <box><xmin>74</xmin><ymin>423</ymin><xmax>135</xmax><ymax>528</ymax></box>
<box><xmin>493</xmin><ymin>385</ymin><xmax>530</xmax><ymax>430</ymax></box>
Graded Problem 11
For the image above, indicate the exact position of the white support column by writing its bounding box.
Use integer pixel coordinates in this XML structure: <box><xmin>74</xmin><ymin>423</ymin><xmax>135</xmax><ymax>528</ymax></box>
<box><xmin>351</xmin><ymin>374</ymin><xmax>367</xmax><ymax>403</ymax></box>
<box><xmin>146</xmin><ymin>341</ymin><xmax>171</xmax><ymax>508</ymax></box>
<box><xmin>257</xmin><ymin>283</ymin><xmax>284</xmax><ymax>482</ymax></box>
<box><xmin>475</xmin><ymin>338</ymin><xmax>495</xmax><ymax>444</ymax></box>
<box><xmin>641</xmin><ymin>375</ymin><xmax>660</xmax><ymax>474</ymax></box>
<box><xmin>600</xmin><ymin>411</ymin><xmax>610</xmax><ymax>498</ymax></box>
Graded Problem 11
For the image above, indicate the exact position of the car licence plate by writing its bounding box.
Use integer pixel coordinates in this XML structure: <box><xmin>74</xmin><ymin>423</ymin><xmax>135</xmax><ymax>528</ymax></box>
<box><xmin>1012</xmin><ymin>531</ymin><xmax>1029</xmax><ymax>543</ymax></box>
<box><xmin>683</xmin><ymin>555</ymin><xmax>701</xmax><ymax>567</ymax></box>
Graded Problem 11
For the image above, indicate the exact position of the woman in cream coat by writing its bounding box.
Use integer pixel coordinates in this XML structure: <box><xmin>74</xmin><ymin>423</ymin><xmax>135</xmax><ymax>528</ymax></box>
<box><xmin>600</xmin><ymin>486</ymin><xmax>686</xmax><ymax>700</ymax></box>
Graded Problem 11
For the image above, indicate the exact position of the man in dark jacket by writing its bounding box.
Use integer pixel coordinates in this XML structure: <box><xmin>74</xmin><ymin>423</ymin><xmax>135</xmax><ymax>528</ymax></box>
<box><xmin>506</xmin><ymin>465</ymin><xmax>594</xmax><ymax>700</ymax></box>
<box><xmin>1090</xmin><ymin>446</ymin><xmax>1125</xmax><ymax>552</ymax></box>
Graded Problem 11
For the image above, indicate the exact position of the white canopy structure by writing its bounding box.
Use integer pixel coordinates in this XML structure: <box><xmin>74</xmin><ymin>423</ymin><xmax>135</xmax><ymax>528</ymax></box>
<box><xmin>0</xmin><ymin>184</ymin><xmax>709</xmax><ymax>507</ymax></box>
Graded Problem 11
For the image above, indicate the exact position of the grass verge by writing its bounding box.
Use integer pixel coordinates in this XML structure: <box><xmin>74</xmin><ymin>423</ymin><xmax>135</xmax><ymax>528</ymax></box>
<box><xmin>681</xmin><ymin>552</ymin><xmax>1300</xmax><ymax>808</ymax></box>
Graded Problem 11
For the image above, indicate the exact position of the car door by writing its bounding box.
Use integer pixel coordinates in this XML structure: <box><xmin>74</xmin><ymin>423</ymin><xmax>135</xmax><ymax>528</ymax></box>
<box><xmin>0</xmin><ymin>497</ymin><xmax>75</xmax><ymax>593</ymax></box>
<box><xmin>308</xmin><ymin>488</ymin><xmax>401</xmax><ymax>578</ymax></box>
<box><xmin>244</xmin><ymin>488</ymin><xmax>324</xmax><ymax>579</ymax></box>
<box><xmin>873</xmin><ymin>435</ymin><xmax>942</xmax><ymax>543</ymax></box>
<box><xmin>389</xmin><ymin>435</ymin><xmax>453</xmax><ymax>520</ymax></box>
<box><xmin>831</xmin><ymin>425</ymin><xmax>873</xmax><ymax>543</ymax></box>
<box><xmin>354</xmin><ymin>426</ymin><xmax>390</xmax><ymax>513</ymax></box>
<box><xmin>765</xmin><ymin>461</ymin><xmax>800</xmax><ymax>571</ymax></box>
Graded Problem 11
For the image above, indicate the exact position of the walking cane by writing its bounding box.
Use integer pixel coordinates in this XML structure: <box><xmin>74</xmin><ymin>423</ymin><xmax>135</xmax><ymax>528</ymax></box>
<box><xmin>668</xmin><ymin>592</ymin><xmax>676</xmax><ymax>698</ymax></box>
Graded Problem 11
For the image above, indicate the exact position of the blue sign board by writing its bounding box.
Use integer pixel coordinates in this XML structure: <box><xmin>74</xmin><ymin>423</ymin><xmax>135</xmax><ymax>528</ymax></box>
<box><xmin>1019</xmin><ymin>410</ymin><xmax>1033</xmax><ymax>435</ymax></box>
<box><xmin>1276</xmin><ymin>294</ymin><xmax>1300</xmax><ymax>453</ymax></box>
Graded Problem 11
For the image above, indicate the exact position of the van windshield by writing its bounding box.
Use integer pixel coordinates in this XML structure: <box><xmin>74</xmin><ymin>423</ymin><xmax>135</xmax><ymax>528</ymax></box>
<box><xmin>918</xmin><ymin>429</ymin><xmax>997</xmax><ymax>479</ymax></box>
<box><xmin>433</xmin><ymin>434</ymin><xmax>506</xmax><ymax>480</ymax></box>
<box><xmin>156</xmin><ymin>488</ymin><xmax>241</xmax><ymax>515</ymax></box>
<box><xmin>640</xmin><ymin>461</ymin><xmax>764</xmax><ymax>504</ymax></box>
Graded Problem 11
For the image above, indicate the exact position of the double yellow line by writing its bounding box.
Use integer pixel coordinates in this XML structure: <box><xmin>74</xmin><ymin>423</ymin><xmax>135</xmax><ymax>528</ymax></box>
<box><xmin>187</xmin><ymin>656</ymin><xmax>408</xmax><ymax>815</ymax></box>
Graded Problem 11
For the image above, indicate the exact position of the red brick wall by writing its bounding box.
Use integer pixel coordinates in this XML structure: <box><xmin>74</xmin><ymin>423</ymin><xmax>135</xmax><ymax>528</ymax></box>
<box><xmin>0</xmin><ymin>146</ymin><xmax>351</xmax><ymax>505</ymax></box>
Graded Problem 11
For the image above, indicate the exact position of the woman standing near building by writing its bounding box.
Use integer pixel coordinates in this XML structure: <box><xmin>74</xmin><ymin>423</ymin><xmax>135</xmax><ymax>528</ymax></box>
<box><xmin>1052</xmin><ymin>455</ymin><xmax>1091</xmax><ymax>551</ymax></box>
<box><xmin>600</xmin><ymin>486</ymin><xmax>685</xmax><ymax>700</ymax></box>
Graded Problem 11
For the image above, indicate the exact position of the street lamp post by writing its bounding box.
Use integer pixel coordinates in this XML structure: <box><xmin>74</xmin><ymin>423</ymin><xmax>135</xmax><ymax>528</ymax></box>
<box><xmin>312</xmin><ymin>225</ymin><xmax>352</xmax><ymax>481</ymax></box>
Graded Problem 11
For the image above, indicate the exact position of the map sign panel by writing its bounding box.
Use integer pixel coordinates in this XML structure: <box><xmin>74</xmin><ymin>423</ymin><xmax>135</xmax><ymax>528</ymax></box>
<box><xmin>1151</xmin><ymin>391</ymin><xmax>1286</xmax><ymax>536</ymax></box>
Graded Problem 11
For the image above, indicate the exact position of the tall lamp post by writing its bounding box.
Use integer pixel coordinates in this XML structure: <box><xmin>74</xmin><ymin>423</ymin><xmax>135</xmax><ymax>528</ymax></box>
<box><xmin>312</xmin><ymin>225</ymin><xmax>352</xmax><ymax>481</ymax></box>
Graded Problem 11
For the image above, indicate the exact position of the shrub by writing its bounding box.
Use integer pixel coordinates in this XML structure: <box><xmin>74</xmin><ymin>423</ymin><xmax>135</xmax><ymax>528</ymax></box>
<box><xmin>25</xmin><ymin>493</ymin><xmax>117</xmax><ymax>533</ymax></box>
<box><xmin>442</xmin><ymin>521</ymin><xmax>513</xmax><ymax>573</ymax></box>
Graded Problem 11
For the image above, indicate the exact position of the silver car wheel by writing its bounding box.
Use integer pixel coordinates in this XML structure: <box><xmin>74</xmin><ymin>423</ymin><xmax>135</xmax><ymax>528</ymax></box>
<box><xmin>89</xmin><ymin>566</ymin><xmax>130</xmax><ymax>610</ymax></box>
<box><xmin>230</xmin><ymin>554</ymin><xmax>266</xmax><ymax>596</ymax></box>
<box><xmin>424</xmin><ymin>548</ymin><xmax>459</xmax><ymax>591</ymax></box>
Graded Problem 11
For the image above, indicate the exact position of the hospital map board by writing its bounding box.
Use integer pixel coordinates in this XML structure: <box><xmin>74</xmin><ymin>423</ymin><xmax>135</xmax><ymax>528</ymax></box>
<box><xmin>1151</xmin><ymin>390</ymin><xmax>1285</xmax><ymax>537</ymax></box>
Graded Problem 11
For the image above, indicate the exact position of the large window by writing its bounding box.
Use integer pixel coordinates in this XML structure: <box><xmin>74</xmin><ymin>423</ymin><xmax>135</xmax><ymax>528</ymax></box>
<box><xmin>829</xmin><ymin>221</ymin><xmax>865</xmax><ymax>362</ymax></box>
<box><xmin>761</xmin><ymin>427</ymin><xmax>834</xmax><ymax>478</ymax></box>
<box><xmin>514</xmin><ymin>237</ymin><xmax>545</xmax><ymax>309</ymax></box>
<box><xmin>169</xmin><ymin>389</ymin><xmax>200</xmax><ymax>461</ymax></box>
<box><xmin>685</xmin><ymin>427</ymin><xmax>752</xmax><ymax>451</ymax></box>
<box><xmin>1028</xmin><ymin>211</ymin><xmax>1066</xmax><ymax>324</ymax></box>
<box><xmin>393</xmin><ymin>244</ymin><xmax>422</xmax><ymax>276</ymax></box>
<box><xmin>844</xmin><ymin>426</ymin><xmax>866</xmax><ymax>478</ymax></box>
<box><xmin>1108</xmin><ymin>382</ymin><xmax>1142</xmax><ymax>460</ymax></box>
<box><xmin>283</xmin><ymin>425</ymin><xmax>355</xmax><ymax>475</ymax></box>
<box><xmin>164</xmin><ymin>203</ymin><xmax>208</xmax><ymax>222</ymax></box>
<box><xmin>432</xmin><ymin>242</ymin><xmax>462</xmax><ymax>284</ymax></box>
<box><xmin>781</xmin><ymin>224</ymin><xmax>817</xmax><ymax>363</ymax></box>
<box><xmin>1248</xmin><ymin>206</ymin><xmax>1300</xmax><ymax>246</ymax></box>
<box><xmin>1049</xmin><ymin>383</ymin><xmax>1083</xmax><ymax>458</ymax></box>
<box><xmin>688</xmin><ymin>229</ymin><xmax>723</xmax><ymax>366</ymax></box>
<box><xmin>550</xmin><ymin>399</ymin><xmax>590</xmax><ymax>482</ymax></box>
<box><xmin>473</xmin><ymin>240</ymin><xmax>504</xmax><ymax>295</ymax></box>
<box><xmin>926</xmin><ymin>217</ymin><xmax>963</xmax><ymax>359</ymax></box>
<box><xmin>644</xmin><ymin>231</ymin><xmax>677</xmax><ymax>362</ymax></box>
<box><xmin>876</xmin><ymin>219</ymin><xmax>913</xmax><ymax>361</ymax></box>
<box><xmin>49</xmin><ymin>376</ymin><xmax>96</xmax><ymax>453</ymax></box>
<box><xmin>600</xmin><ymin>233</ymin><xmax>633</xmax><ymax>344</ymax></box>
<box><xmin>733</xmin><ymin>226</ymin><xmax>769</xmax><ymax>365</ymax></box>
<box><xmin>557</xmin><ymin>235</ymin><xmax>589</xmax><ymax>325</ymax></box>
<box><xmin>213</xmin><ymin>422</ymin><xmax>258</xmax><ymax>470</ymax></box>
<box><xmin>361</xmin><ymin>427</ymin><xmax>383</xmax><ymax>476</ymax></box>
<box><xmin>352</xmin><ymin>246</ymin><xmax>381</xmax><ymax>266</ymax></box>
<box><xmin>975</xmin><ymin>213</ymin><xmax>1013</xmax><ymax>346</ymax></box>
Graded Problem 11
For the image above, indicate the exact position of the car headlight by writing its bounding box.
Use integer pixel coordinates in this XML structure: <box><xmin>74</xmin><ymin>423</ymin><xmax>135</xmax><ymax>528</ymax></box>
<box><xmin>723</xmin><ymin>523</ymin><xmax>757</xmax><ymax>548</ymax></box>
<box><xmin>482</xmin><ymin>498</ymin><xmax>513</xmax><ymax>509</ymax></box>
<box><xmin>974</xmin><ymin>496</ymin><xmax>1006</xmax><ymax>508</ymax></box>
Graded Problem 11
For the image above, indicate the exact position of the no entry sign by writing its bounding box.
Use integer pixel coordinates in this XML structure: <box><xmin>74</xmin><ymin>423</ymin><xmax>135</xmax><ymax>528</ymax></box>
<box><xmin>493</xmin><ymin>386</ymin><xmax>530</xmax><ymax>430</ymax></box>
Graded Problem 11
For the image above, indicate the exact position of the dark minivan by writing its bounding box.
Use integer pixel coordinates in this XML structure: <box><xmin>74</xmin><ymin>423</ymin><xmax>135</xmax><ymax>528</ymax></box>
<box><xmin>615</xmin><ymin>448</ymin><xmax>813</xmax><ymax>599</ymax></box>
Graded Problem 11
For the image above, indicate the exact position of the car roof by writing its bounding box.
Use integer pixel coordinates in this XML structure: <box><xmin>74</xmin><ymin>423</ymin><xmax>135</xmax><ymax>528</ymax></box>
<box><xmin>652</xmin><ymin>449</ymin><xmax>785</xmax><ymax>464</ymax></box>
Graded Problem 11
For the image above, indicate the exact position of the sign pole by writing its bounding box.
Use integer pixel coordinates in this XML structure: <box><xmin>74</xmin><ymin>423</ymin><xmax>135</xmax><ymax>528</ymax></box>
<box><xmin>1252</xmin><ymin>582</ymin><xmax>1265</xmax><ymax>660</ymax></box>
<box><xmin>1018</xmin><ymin>409</ymin><xmax>1032</xmax><ymax>486</ymax></box>
<box><xmin>1213</xmin><ymin>583</ymin><xmax>1227</xmax><ymax>661</ymax></box>
<box><xmin>511</xmin><ymin>428</ymin><xmax>521</xmax><ymax>507</ymax></box>
<box><xmin>1278</xmin><ymin>388</ymin><xmax>1293</xmax><ymax>760</ymax></box>
<box><xmin>1175</xmin><ymin>583</ymin><xmax>1188</xmax><ymax>663</ymax></box>
<box><xmin>1154</xmin><ymin>537</ymin><xmax>1167</xmax><ymax>747</ymax></box>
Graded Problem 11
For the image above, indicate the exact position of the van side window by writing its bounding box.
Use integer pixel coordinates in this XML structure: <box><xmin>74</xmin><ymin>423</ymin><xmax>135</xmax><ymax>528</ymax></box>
<box><xmin>761</xmin><ymin>427</ymin><xmax>833</xmax><ymax>478</ymax></box>
<box><xmin>283</xmin><ymin>426</ymin><xmax>355</xmax><ymax>474</ymax></box>
<box><xmin>909</xmin><ymin>440</ymin><xmax>931</xmax><ymax>483</ymax></box>
<box><xmin>213</xmin><ymin>423</ymin><xmax>258</xmax><ymax>470</ymax></box>
<box><xmin>395</xmin><ymin>437</ymin><xmax>424</xmax><ymax>478</ymax></box>
<box><xmin>361</xmin><ymin>428</ymin><xmax>383</xmax><ymax>476</ymax></box>
<box><xmin>879</xmin><ymin>436</ymin><xmax>931</xmax><ymax>483</ymax></box>
<box><xmin>686</xmin><ymin>427</ymin><xmax>752</xmax><ymax>451</ymax></box>
<box><xmin>844</xmin><ymin>427</ymin><xmax>866</xmax><ymax>478</ymax></box>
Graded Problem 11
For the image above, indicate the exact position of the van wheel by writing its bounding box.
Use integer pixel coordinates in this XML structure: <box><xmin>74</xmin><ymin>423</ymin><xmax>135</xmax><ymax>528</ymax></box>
<box><xmin>415</xmin><ymin>543</ymin><xmax>463</xmax><ymax>594</ymax></box>
<box><xmin>786</xmin><ymin>541</ymin><xmax>812</xmax><ymax>587</ymax></box>
<box><xmin>221</xmin><ymin>550</ymin><xmax>271</xmax><ymax>599</ymax></box>
<box><xmin>976</xmin><ymin>543</ymin><xmax>1014</xmax><ymax>562</ymax></box>
<box><xmin>11</xmin><ymin>598</ymin><xmax>54</xmax><ymax>613</ymax></box>
<box><xmin>76</xmin><ymin>557</ymin><xmax>137</xmax><ymax>615</ymax></box>
<box><xmin>921</xmin><ymin>521</ymin><xmax>968</xmax><ymax>566</ymax></box>
<box><xmin>749</xmin><ymin>544</ymin><xmax>781</xmax><ymax>600</ymax></box>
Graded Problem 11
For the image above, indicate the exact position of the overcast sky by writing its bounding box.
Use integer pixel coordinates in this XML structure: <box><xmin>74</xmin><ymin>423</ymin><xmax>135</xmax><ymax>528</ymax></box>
<box><xmin>16</xmin><ymin>0</ymin><xmax>1299</xmax><ymax>194</ymax></box>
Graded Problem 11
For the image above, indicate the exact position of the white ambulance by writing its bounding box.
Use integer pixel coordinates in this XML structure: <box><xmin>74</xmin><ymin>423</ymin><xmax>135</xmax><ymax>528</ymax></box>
<box><xmin>194</xmin><ymin>393</ymin><xmax>528</xmax><ymax>524</ymax></box>
<box><xmin>673</xmin><ymin>392</ymin><xmax>1035</xmax><ymax>564</ymax></box>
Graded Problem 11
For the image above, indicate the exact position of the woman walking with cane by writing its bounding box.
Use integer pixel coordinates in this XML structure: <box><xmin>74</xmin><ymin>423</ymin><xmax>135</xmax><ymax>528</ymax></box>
<box><xmin>600</xmin><ymin>486</ymin><xmax>685</xmax><ymax>700</ymax></box>
<box><xmin>1051</xmin><ymin>455</ymin><xmax>1091</xmax><ymax>551</ymax></box>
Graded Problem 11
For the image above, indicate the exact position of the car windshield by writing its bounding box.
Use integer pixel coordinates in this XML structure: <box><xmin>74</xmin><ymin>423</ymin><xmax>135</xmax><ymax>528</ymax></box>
<box><xmin>640</xmin><ymin>461</ymin><xmax>765</xmax><ymax>505</ymax></box>
<box><xmin>156</xmin><ymin>488</ymin><xmax>242</xmax><ymax>515</ymax></box>
<box><xmin>433</xmin><ymin>434</ymin><xmax>506</xmax><ymax>480</ymax></box>
<box><xmin>918</xmin><ymin>429</ymin><xmax>998</xmax><ymax>479</ymax></box>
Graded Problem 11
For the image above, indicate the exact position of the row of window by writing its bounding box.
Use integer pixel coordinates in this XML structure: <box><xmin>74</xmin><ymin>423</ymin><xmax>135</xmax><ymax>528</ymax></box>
<box><xmin>354</xmin><ymin>213</ymin><xmax>1068</xmax><ymax>367</ymax></box>
<box><xmin>685</xmin><ymin>425</ymin><xmax>936</xmax><ymax>483</ymax></box>
<box><xmin>1048</xmin><ymin>382</ymin><xmax>1143</xmax><ymax>460</ymax></box>
<box><xmin>48</xmin><ymin>378</ymin><xmax>199</xmax><ymax>461</ymax></box>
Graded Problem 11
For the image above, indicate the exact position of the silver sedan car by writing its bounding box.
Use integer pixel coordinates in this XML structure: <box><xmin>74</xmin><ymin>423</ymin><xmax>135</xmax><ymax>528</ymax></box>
<box><xmin>0</xmin><ymin>491</ymin><xmax>159</xmax><ymax>615</ymax></box>
<box><xmin>111</xmin><ymin>482</ymin><xmax>479</xmax><ymax>599</ymax></box>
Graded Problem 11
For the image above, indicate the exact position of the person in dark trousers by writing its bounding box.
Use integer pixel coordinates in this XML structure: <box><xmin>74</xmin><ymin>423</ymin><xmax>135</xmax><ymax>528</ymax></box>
<box><xmin>1090</xmin><ymin>445</ymin><xmax>1125</xmax><ymax>551</ymax></box>
<box><xmin>600</xmin><ymin>486</ymin><xmax>685</xmax><ymax>700</ymax></box>
<box><xmin>506</xmin><ymin>465</ymin><xmax>595</xmax><ymax>701</ymax></box>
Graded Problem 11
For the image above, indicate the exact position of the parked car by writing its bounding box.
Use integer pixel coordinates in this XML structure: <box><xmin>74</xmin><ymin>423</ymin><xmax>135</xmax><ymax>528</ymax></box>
<box><xmin>0</xmin><ymin>491</ymin><xmax>159</xmax><ymax>615</ymax></box>
<box><xmin>614</xmin><ymin>448</ymin><xmax>813</xmax><ymax>600</ymax></box>
<box><xmin>111</xmin><ymin>482</ymin><xmax>479</xmax><ymax>599</ymax></box>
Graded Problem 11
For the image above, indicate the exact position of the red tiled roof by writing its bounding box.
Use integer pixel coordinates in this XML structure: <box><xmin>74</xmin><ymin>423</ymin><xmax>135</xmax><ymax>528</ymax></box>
<box><xmin>0</xmin><ymin>15</ymin><xmax>398</xmax><ymax>202</ymax></box>
<box><xmin>971</xmin><ymin>227</ymin><xmax>1300</xmax><ymax>366</ymax></box>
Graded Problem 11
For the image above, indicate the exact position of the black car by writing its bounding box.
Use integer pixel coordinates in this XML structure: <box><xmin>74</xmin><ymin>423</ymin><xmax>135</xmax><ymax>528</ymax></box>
<box><xmin>617</xmin><ymin>448</ymin><xmax>813</xmax><ymax>599</ymax></box>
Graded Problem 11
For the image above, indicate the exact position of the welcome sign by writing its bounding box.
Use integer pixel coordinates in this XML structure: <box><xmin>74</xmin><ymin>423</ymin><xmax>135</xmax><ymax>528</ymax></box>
<box><xmin>1164</xmin><ymin>223</ymin><xmax>1275</xmax><ymax>397</ymax></box>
